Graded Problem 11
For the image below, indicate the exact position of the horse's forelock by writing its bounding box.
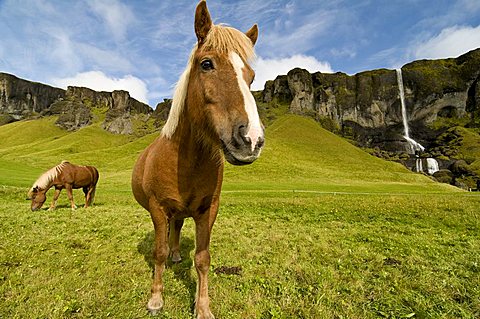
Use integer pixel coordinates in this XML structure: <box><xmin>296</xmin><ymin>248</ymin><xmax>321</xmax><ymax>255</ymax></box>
<box><xmin>160</xmin><ymin>24</ymin><xmax>255</xmax><ymax>139</ymax></box>
<box><xmin>201</xmin><ymin>25</ymin><xmax>256</xmax><ymax>62</ymax></box>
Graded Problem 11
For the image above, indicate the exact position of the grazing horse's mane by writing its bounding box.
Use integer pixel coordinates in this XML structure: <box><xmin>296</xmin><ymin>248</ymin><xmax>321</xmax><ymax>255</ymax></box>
<box><xmin>29</xmin><ymin>161</ymin><xmax>69</xmax><ymax>192</ymax></box>
<box><xmin>161</xmin><ymin>24</ymin><xmax>256</xmax><ymax>139</ymax></box>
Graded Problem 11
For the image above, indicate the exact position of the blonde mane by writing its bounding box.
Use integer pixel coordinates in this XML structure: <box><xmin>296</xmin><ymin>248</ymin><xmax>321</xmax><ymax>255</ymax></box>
<box><xmin>29</xmin><ymin>161</ymin><xmax>69</xmax><ymax>193</ymax></box>
<box><xmin>161</xmin><ymin>24</ymin><xmax>256</xmax><ymax>139</ymax></box>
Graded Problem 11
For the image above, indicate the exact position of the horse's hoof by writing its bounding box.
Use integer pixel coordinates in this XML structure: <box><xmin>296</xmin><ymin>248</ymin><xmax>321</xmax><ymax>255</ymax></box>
<box><xmin>148</xmin><ymin>308</ymin><xmax>161</xmax><ymax>316</ymax></box>
<box><xmin>147</xmin><ymin>297</ymin><xmax>163</xmax><ymax>316</ymax></box>
<box><xmin>195</xmin><ymin>308</ymin><xmax>215</xmax><ymax>319</ymax></box>
<box><xmin>196</xmin><ymin>312</ymin><xmax>215</xmax><ymax>319</ymax></box>
<box><xmin>171</xmin><ymin>253</ymin><xmax>182</xmax><ymax>263</ymax></box>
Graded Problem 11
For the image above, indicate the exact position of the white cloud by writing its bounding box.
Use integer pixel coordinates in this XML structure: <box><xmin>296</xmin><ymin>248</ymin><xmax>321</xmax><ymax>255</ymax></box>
<box><xmin>77</xmin><ymin>43</ymin><xmax>134</xmax><ymax>73</ymax></box>
<box><xmin>330</xmin><ymin>47</ymin><xmax>357</xmax><ymax>59</ymax></box>
<box><xmin>52</xmin><ymin>71</ymin><xmax>149</xmax><ymax>105</ymax></box>
<box><xmin>87</xmin><ymin>0</ymin><xmax>135</xmax><ymax>41</ymax></box>
<box><xmin>412</xmin><ymin>25</ymin><xmax>480</xmax><ymax>59</ymax></box>
<box><xmin>47</xmin><ymin>29</ymin><xmax>83</xmax><ymax>74</ymax></box>
<box><xmin>251</xmin><ymin>55</ymin><xmax>333</xmax><ymax>91</ymax></box>
<box><xmin>261</xmin><ymin>14</ymin><xmax>333</xmax><ymax>57</ymax></box>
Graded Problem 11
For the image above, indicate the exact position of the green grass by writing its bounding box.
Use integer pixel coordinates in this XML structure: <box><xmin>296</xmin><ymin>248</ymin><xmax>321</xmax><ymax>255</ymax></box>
<box><xmin>1</xmin><ymin>115</ymin><xmax>479</xmax><ymax>318</ymax></box>
<box><xmin>455</xmin><ymin>127</ymin><xmax>480</xmax><ymax>174</ymax></box>
<box><xmin>224</xmin><ymin>115</ymin><xmax>455</xmax><ymax>193</ymax></box>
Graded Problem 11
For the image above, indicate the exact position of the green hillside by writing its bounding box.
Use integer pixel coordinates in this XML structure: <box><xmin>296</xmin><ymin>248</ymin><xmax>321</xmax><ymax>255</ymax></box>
<box><xmin>0</xmin><ymin>114</ymin><xmax>456</xmax><ymax>194</ymax></box>
<box><xmin>1</xmin><ymin>115</ymin><xmax>479</xmax><ymax>319</ymax></box>
<box><xmin>0</xmin><ymin>117</ymin><xmax>155</xmax><ymax>188</ymax></box>
<box><xmin>224</xmin><ymin>115</ymin><xmax>454</xmax><ymax>193</ymax></box>
<box><xmin>456</xmin><ymin>126</ymin><xmax>480</xmax><ymax>174</ymax></box>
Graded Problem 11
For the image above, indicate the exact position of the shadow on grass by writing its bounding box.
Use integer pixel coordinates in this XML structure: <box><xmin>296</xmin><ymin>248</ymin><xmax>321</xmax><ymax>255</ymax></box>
<box><xmin>137</xmin><ymin>230</ymin><xmax>197</xmax><ymax>307</ymax></box>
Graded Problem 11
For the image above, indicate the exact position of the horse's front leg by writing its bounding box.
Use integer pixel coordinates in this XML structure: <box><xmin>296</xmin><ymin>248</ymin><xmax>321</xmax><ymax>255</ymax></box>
<box><xmin>65</xmin><ymin>184</ymin><xmax>77</xmax><ymax>210</ymax></box>
<box><xmin>48</xmin><ymin>188</ymin><xmax>61</xmax><ymax>211</ymax></box>
<box><xmin>169</xmin><ymin>218</ymin><xmax>184</xmax><ymax>263</ymax></box>
<box><xmin>147</xmin><ymin>200</ymin><xmax>169</xmax><ymax>315</ymax></box>
<box><xmin>193</xmin><ymin>208</ymin><xmax>218</xmax><ymax>319</ymax></box>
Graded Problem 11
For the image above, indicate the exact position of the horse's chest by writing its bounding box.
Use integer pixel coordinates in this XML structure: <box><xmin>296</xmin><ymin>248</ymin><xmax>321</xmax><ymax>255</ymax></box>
<box><xmin>160</xmin><ymin>193</ymin><xmax>216</xmax><ymax>219</ymax></box>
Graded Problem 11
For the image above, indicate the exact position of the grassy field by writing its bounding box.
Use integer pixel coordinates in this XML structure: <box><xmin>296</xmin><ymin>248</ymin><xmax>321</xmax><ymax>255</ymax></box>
<box><xmin>1</xmin><ymin>115</ymin><xmax>479</xmax><ymax>318</ymax></box>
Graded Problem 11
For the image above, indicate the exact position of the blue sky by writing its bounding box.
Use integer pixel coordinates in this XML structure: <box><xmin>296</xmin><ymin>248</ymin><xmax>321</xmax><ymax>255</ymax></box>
<box><xmin>1</xmin><ymin>0</ymin><xmax>480</xmax><ymax>106</ymax></box>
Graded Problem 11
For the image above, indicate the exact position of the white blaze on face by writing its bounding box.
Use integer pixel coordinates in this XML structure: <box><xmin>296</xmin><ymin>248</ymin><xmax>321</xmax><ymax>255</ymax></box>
<box><xmin>230</xmin><ymin>52</ymin><xmax>263</xmax><ymax>151</ymax></box>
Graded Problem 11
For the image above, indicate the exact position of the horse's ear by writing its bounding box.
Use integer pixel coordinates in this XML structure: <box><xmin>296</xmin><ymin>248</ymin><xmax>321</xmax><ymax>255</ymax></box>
<box><xmin>245</xmin><ymin>24</ymin><xmax>258</xmax><ymax>46</ymax></box>
<box><xmin>27</xmin><ymin>187</ymin><xmax>36</xmax><ymax>199</ymax></box>
<box><xmin>195</xmin><ymin>0</ymin><xmax>212</xmax><ymax>44</ymax></box>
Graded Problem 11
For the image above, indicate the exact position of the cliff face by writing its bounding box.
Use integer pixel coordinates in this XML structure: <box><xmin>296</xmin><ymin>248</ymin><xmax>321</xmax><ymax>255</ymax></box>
<box><xmin>1</xmin><ymin>51</ymin><xmax>479</xmax><ymax>187</ymax></box>
<box><xmin>0</xmin><ymin>73</ymin><xmax>153</xmax><ymax>134</ymax></box>
<box><xmin>2</xmin><ymin>49</ymin><xmax>479</xmax><ymax>146</ymax></box>
<box><xmin>262</xmin><ymin>48</ymin><xmax>480</xmax><ymax>150</ymax></box>
<box><xmin>0</xmin><ymin>73</ymin><xmax>65</xmax><ymax>123</ymax></box>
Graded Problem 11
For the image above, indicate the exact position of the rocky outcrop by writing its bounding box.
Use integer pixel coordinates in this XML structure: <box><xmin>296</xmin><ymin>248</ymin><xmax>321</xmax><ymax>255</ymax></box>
<box><xmin>262</xmin><ymin>76</ymin><xmax>291</xmax><ymax>104</ymax></box>
<box><xmin>0</xmin><ymin>73</ymin><xmax>154</xmax><ymax>134</ymax></box>
<box><xmin>50</xmin><ymin>99</ymin><xmax>92</xmax><ymax>131</ymax></box>
<box><xmin>262</xmin><ymin>48</ymin><xmax>480</xmax><ymax>150</ymax></box>
<box><xmin>101</xmin><ymin>89</ymin><xmax>152</xmax><ymax>134</ymax></box>
<box><xmin>0</xmin><ymin>73</ymin><xmax>65</xmax><ymax>121</ymax></box>
<box><xmin>51</xmin><ymin>86</ymin><xmax>154</xmax><ymax>133</ymax></box>
<box><xmin>287</xmin><ymin>68</ymin><xmax>315</xmax><ymax>113</ymax></box>
<box><xmin>260</xmin><ymin>48</ymin><xmax>480</xmax><ymax>189</ymax></box>
<box><xmin>152</xmin><ymin>99</ymin><xmax>172</xmax><ymax>127</ymax></box>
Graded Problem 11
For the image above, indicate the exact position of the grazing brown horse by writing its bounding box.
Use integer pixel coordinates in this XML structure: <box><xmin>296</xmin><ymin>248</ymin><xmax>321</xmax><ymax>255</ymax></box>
<box><xmin>131</xmin><ymin>1</ymin><xmax>264</xmax><ymax>318</ymax></box>
<box><xmin>27</xmin><ymin>161</ymin><xmax>99</xmax><ymax>211</ymax></box>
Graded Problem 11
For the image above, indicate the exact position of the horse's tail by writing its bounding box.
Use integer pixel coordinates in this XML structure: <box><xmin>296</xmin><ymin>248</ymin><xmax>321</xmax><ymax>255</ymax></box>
<box><xmin>89</xmin><ymin>166</ymin><xmax>99</xmax><ymax>206</ymax></box>
<box><xmin>89</xmin><ymin>187</ymin><xmax>97</xmax><ymax>206</ymax></box>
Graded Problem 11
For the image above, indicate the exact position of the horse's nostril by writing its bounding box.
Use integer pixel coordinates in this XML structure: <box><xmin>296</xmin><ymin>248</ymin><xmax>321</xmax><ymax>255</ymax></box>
<box><xmin>238</xmin><ymin>125</ymin><xmax>247</xmax><ymax>136</ymax></box>
<box><xmin>256</xmin><ymin>136</ymin><xmax>265</xmax><ymax>148</ymax></box>
<box><xmin>235</xmin><ymin>125</ymin><xmax>251</xmax><ymax>146</ymax></box>
<box><xmin>242</xmin><ymin>135</ymin><xmax>252</xmax><ymax>145</ymax></box>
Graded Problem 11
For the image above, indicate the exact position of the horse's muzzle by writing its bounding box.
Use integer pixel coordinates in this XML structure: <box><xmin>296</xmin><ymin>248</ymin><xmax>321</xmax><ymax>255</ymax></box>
<box><xmin>221</xmin><ymin>134</ymin><xmax>264</xmax><ymax>166</ymax></box>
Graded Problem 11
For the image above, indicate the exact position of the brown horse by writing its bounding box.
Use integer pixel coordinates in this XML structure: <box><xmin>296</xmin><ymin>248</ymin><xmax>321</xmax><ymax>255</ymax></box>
<box><xmin>27</xmin><ymin>161</ymin><xmax>99</xmax><ymax>211</ymax></box>
<box><xmin>131</xmin><ymin>1</ymin><xmax>263</xmax><ymax>318</ymax></box>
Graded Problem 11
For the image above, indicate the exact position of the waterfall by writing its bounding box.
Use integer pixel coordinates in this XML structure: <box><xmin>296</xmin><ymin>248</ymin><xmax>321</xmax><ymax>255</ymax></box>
<box><xmin>396</xmin><ymin>68</ymin><xmax>409</xmax><ymax>138</ymax></box>
<box><xmin>426</xmin><ymin>158</ymin><xmax>439</xmax><ymax>175</ymax></box>
<box><xmin>404</xmin><ymin>136</ymin><xmax>425</xmax><ymax>153</ymax></box>
<box><xmin>396</xmin><ymin>69</ymin><xmax>440</xmax><ymax>175</ymax></box>
<box><xmin>416</xmin><ymin>158</ymin><xmax>423</xmax><ymax>173</ymax></box>
<box><xmin>396</xmin><ymin>69</ymin><xmax>425</xmax><ymax>154</ymax></box>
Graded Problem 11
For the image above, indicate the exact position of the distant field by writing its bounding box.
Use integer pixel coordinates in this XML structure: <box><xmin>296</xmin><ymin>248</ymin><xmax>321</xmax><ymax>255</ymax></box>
<box><xmin>1</xmin><ymin>115</ymin><xmax>479</xmax><ymax>318</ymax></box>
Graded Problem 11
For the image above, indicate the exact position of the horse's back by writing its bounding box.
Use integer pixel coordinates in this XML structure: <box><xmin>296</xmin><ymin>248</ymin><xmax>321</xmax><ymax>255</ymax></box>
<box><xmin>74</xmin><ymin>164</ymin><xmax>99</xmax><ymax>187</ymax></box>
<box><xmin>61</xmin><ymin>163</ymin><xmax>99</xmax><ymax>188</ymax></box>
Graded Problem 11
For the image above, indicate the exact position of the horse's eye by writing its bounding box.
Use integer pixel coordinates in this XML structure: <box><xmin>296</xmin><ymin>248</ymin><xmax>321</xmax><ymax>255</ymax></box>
<box><xmin>201</xmin><ymin>59</ymin><xmax>214</xmax><ymax>71</ymax></box>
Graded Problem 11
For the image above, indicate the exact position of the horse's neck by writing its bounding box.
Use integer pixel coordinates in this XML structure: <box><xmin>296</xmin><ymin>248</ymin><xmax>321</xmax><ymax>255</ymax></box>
<box><xmin>35</xmin><ymin>169</ymin><xmax>59</xmax><ymax>193</ymax></box>
<box><xmin>39</xmin><ymin>182</ymin><xmax>54</xmax><ymax>194</ymax></box>
<box><xmin>171</xmin><ymin>108</ymin><xmax>222</xmax><ymax>169</ymax></box>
